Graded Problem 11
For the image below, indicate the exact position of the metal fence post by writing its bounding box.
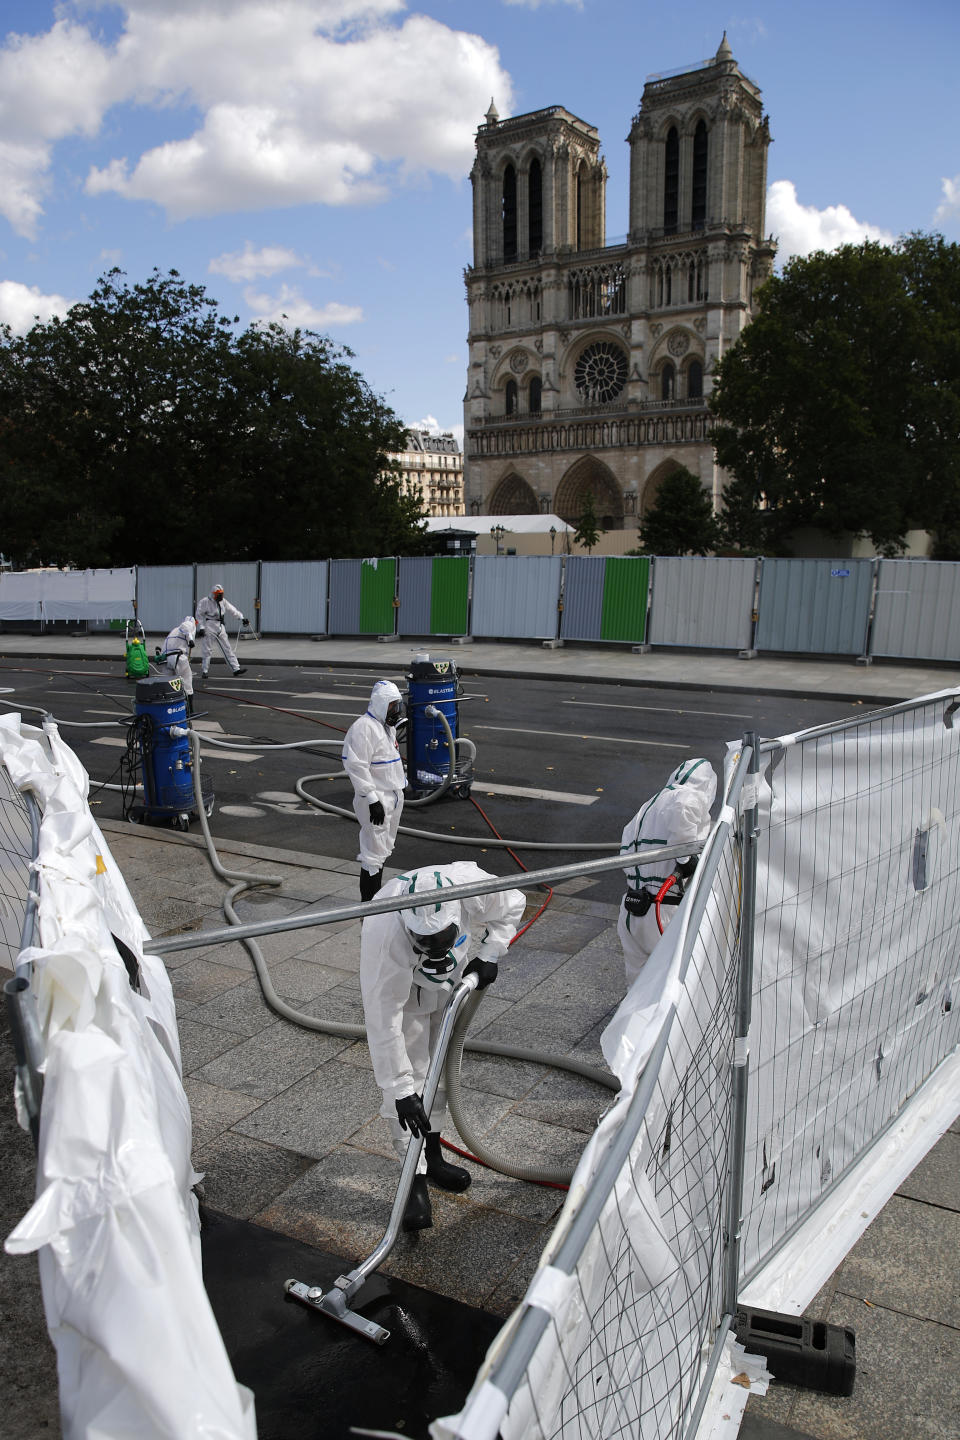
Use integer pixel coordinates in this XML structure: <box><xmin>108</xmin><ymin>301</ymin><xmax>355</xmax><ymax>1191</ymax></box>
<box><xmin>723</xmin><ymin>729</ymin><xmax>759</xmax><ymax>1317</ymax></box>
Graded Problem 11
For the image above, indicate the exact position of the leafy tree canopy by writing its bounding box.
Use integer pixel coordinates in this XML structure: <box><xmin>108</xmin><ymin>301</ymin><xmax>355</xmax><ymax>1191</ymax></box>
<box><xmin>710</xmin><ymin>234</ymin><xmax>960</xmax><ymax>557</ymax></box>
<box><xmin>573</xmin><ymin>490</ymin><xmax>600</xmax><ymax>551</ymax></box>
<box><xmin>0</xmin><ymin>268</ymin><xmax>427</xmax><ymax>567</ymax></box>
<box><xmin>636</xmin><ymin>466</ymin><xmax>719</xmax><ymax>555</ymax></box>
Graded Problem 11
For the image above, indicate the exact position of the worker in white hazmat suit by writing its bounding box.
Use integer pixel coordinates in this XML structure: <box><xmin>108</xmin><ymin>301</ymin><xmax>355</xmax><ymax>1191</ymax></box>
<box><xmin>618</xmin><ymin>757</ymin><xmax>717</xmax><ymax>988</ymax></box>
<box><xmin>360</xmin><ymin>862</ymin><xmax>526</xmax><ymax>1231</ymax></box>
<box><xmin>342</xmin><ymin>679</ymin><xmax>407</xmax><ymax>901</ymax></box>
<box><xmin>195</xmin><ymin>583</ymin><xmax>248</xmax><ymax>680</ymax></box>
<box><xmin>162</xmin><ymin>616</ymin><xmax>199</xmax><ymax>714</ymax></box>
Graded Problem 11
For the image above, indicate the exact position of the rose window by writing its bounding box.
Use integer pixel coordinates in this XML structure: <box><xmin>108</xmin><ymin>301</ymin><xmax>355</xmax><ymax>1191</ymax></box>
<box><xmin>574</xmin><ymin>341</ymin><xmax>628</xmax><ymax>404</ymax></box>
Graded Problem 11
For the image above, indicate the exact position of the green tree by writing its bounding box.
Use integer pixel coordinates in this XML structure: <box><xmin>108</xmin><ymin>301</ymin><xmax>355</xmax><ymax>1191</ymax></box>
<box><xmin>0</xmin><ymin>268</ymin><xmax>423</xmax><ymax>566</ymax></box>
<box><xmin>710</xmin><ymin>234</ymin><xmax>960</xmax><ymax>556</ymax></box>
<box><xmin>636</xmin><ymin>466</ymin><xmax>719</xmax><ymax>555</ymax></box>
<box><xmin>573</xmin><ymin>490</ymin><xmax>600</xmax><ymax>552</ymax></box>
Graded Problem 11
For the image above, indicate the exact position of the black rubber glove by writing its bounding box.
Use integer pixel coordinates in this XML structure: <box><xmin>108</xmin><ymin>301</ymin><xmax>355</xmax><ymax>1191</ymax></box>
<box><xmin>195</xmin><ymin>627</ymin><xmax>205</xmax><ymax>638</ymax></box>
<box><xmin>242</xmin><ymin>617</ymin><xmax>250</xmax><ymax>626</ymax></box>
<box><xmin>464</xmin><ymin>956</ymin><xmax>498</xmax><ymax>988</ymax></box>
<box><xmin>187</xmin><ymin>639</ymin><xmax>194</xmax><ymax>650</ymax></box>
<box><xmin>395</xmin><ymin>1093</ymin><xmax>431</xmax><ymax>1137</ymax></box>
<box><xmin>368</xmin><ymin>798</ymin><xmax>385</xmax><ymax>826</ymax></box>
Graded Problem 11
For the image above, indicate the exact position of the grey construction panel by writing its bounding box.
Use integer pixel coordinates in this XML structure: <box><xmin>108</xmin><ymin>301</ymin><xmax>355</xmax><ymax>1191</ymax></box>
<box><xmin>755</xmin><ymin>558</ymin><xmax>875</xmax><ymax>655</ymax></box>
<box><xmin>135</xmin><ymin>566</ymin><xmax>194</xmax><ymax>635</ymax></box>
<box><xmin>259</xmin><ymin>562</ymin><xmax>328</xmax><ymax>634</ymax></box>
<box><xmin>328</xmin><ymin>560</ymin><xmax>362</xmax><ymax>635</ymax></box>
<box><xmin>396</xmin><ymin>557</ymin><xmax>432</xmax><ymax>636</ymax></box>
<box><xmin>196</xmin><ymin>563</ymin><xmax>259</xmax><ymax>630</ymax></box>
<box><xmin>472</xmin><ymin>556</ymin><xmax>562</xmax><ymax>639</ymax></box>
<box><xmin>560</xmin><ymin>556</ymin><xmax>605</xmax><ymax>641</ymax></box>
<box><xmin>648</xmin><ymin>557</ymin><xmax>755</xmax><ymax>650</ymax></box>
<box><xmin>870</xmin><ymin>559</ymin><xmax>960</xmax><ymax>661</ymax></box>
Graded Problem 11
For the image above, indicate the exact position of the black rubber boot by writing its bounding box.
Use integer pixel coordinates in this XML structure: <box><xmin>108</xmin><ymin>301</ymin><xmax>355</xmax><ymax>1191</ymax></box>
<box><xmin>186</xmin><ymin>695</ymin><xmax>194</xmax><ymax>717</ymax></box>
<box><xmin>359</xmin><ymin>867</ymin><xmax>383</xmax><ymax>902</ymax></box>
<box><xmin>402</xmin><ymin>1175</ymin><xmax>433</xmax><ymax>1231</ymax></box>
<box><xmin>424</xmin><ymin>1132</ymin><xmax>471</xmax><ymax>1192</ymax></box>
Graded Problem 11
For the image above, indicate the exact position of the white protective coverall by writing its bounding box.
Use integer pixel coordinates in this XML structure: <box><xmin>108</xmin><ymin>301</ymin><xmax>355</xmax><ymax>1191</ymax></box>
<box><xmin>162</xmin><ymin>616</ymin><xmax>197</xmax><ymax>698</ymax></box>
<box><xmin>341</xmin><ymin>680</ymin><xmax>406</xmax><ymax>879</ymax></box>
<box><xmin>617</xmin><ymin>757</ymin><xmax>718</xmax><ymax>987</ymax></box>
<box><xmin>360</xmin><ymin>862</ymin><xmax>525</xmax><ymax>1169</ymax></box>
<box><xmin>195</xmin><ymin>585</ymin><xmax>245</xmax><ymax>677</ymax></box>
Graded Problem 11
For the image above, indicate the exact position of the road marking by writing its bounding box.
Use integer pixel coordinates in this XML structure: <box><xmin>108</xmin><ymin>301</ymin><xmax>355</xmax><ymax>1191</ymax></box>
<box><xmin>238</xmin><ymin>705</ymin><xmax>351</xmax><ymax>720</ymax></box>
<box><xmin>90</xmin><ymin>736</ymin><xmax>262</xmax><ymax>762</ymax></box>
<box><xmin>476</xmin><ymin>781</ymin><xmax>597</xmax><ymax>805</ymax></box>
<box><xmin>562</xmin><ymin>699</ymin><xmax>752</xmax><ymax>719</ymax></box>
<box><xmin>472</xmin><ymin>724</ymin><xmax>687</xmax><ymax>749</ymax></box>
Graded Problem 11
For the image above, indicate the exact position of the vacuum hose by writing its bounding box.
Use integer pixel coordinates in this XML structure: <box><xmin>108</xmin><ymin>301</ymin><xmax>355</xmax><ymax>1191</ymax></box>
<box><xmin>186</xmin><ymin>730</ymin><xmax>618</xmax><ymax>1186</ymax></box>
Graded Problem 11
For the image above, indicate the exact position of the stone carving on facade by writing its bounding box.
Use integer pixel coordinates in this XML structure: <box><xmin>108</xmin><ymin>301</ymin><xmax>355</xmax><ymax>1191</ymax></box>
<box><xmin>509</xmin><ymin>351</ymin><xmax>529</xmax><ymax>373</ymax></box>
<box><xmin>694</xmin><ymin>317</ymin><xmax>707</xmax><ymax>334</ymax></box>
<box><xmin>667</xmin><ymin>330</ymin><xmax>690</xmax><ymax>357</ymax></box>
<box><xmin>490</xmin><ymin>344</ymin><xmax>502</xmax><ymax>359</ymax></box>
<box><xmin>534</xmin><ymin>338</ymin><xmax>544</xmax><ymax>353</ymax></box>
<box><xmin>650</xmin><ymin>323</ymin><xmax>663</xmax><ymax>338</ymax></box>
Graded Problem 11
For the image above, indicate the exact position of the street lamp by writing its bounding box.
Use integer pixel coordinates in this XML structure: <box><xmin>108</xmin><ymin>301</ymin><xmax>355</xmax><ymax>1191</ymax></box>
<box><xmin>549</xmin><ymin>525</ymin><xmax>557</xmax><ymax>555</ymax></box>
<box><xmin>491</xmin><ymin>524</ymin><xmax>505</xmax><ymax>556</ymax></box>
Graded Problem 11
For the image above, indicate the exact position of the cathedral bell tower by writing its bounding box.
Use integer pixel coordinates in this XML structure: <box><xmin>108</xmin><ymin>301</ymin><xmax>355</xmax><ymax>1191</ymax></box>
<box><xmin>463</xmin><ymin>36</ymin><xmax>775</xmax><ymax>526</ymax></box>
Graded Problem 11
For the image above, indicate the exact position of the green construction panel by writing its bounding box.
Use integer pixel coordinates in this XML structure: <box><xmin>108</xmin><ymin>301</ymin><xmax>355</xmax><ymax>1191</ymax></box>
<box><xmin>600</xmin><ymin>557</ymin><xmax>650</xmax><ymax>642</ymax></box>
<box><xmin>359</xmin><ymin>558</ymin><xmax>396</xmax><ymax>634</ymax></box>
<box><xmin>430</xmin><ymin>557</ymin><xmax>469</xmax><ymax>635</ymax></box>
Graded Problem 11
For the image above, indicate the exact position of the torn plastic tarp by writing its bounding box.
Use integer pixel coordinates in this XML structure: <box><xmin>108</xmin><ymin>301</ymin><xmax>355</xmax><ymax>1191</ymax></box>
<box><xmin>1</xmin><ymin>714</ymin><xmax>256</xmax><ymax>1439</ymax></box>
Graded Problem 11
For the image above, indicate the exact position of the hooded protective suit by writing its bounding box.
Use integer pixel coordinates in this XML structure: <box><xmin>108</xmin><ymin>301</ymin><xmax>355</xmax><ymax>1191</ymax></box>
<box><xmin>617</xmin><ymin>757</ymin><xmax>718</xmax><ymax>987</ymax></box>
<box><xmin>195</xmin><ymin>584</ymin><xmax>246</xmax><ymax>677</ymax></box>
<box><xmin>342</xmin><ymin>680</ymin><xmax>406</xmax><ymax>882</ymax></box>
<box><xmin>162</xmin><ymin>617</ymin><xmax>197</xmax><ymax>698</ymax></box>
<box><xmin>360</xmin><ymin>862</ymin><xmax>525</xmax><ymax>1170</ymax></box>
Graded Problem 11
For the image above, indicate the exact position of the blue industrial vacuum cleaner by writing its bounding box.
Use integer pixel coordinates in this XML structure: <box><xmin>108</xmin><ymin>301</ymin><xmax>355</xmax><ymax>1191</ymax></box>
<box><xmin>122</xmin><ymin>677</ymin><xmax>214</xmax><ymax>830</ymax></box>
<box><xmin>404</xmin><ymin>655</ymin><xmax>474</xmax><ymax>801</ymax></box>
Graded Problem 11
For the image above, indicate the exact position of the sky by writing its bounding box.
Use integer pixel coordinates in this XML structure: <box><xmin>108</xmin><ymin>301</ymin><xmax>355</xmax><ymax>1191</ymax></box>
<box><xmin>1</xmin><ymin>0</ymin><xmax>957</xmax><ymax>444</ymax></box>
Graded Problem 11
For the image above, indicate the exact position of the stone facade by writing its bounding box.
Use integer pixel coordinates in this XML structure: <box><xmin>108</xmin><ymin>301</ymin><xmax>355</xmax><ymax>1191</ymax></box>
<box><xmin>463</xmin><ymin>35</ymin><xmax>775</xmax><ymax>531</ymax></box>
<box><xmin>389</xmin><ymin>429</ymin><xmax>465</xmax><ymax>517</ymax></box>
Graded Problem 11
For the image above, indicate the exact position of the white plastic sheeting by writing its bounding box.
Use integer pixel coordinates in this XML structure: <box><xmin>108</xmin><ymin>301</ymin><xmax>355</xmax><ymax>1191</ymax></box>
<box><xmin>0</xmin><ymin>568</ymin><xmax>136</xmax><ymax>621</ymax></box>
<box><xmin>1</xmin><ymin>714</ymin><xmax>256</xmax><ymax>1440</ymax></box>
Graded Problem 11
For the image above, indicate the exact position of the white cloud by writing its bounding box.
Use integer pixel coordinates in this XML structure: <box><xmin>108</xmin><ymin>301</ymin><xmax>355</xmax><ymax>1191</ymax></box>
<box><xmin>0</xmin><ymin>279</ymin><xmax>75</xmax><ymax>333</ymax></box>
<box><xmin>934</xmin><ymin>174</ymin><xmax>960</xmax><ymax>231</ymax></box>
<box><xmin>0</xmin><ymin>1</ymin><xmax>514</xmax><ymax>227</ymax></box>
<box><xmin>210</xmin><ymin>242</ymin><xmax>309</xmax><ymax>283</ymax></box>
<box><xmin>766</xmin><ymin>179</ymin><xmax>896</xmax><ymax>263</ymax></box>
<box><xmin>243</xmin><ymin>282</ymin><xmax>363</xmax><ymax>329</ymax></box>
<box><xmin>0</xmin><ymin>20</ymin><xmax>121</xmax><ymax>236</ymax></box>
<box><xmin>410</xmin><ymin>415</ymin><xmax>463</xmax><ymax>446</ymax></box>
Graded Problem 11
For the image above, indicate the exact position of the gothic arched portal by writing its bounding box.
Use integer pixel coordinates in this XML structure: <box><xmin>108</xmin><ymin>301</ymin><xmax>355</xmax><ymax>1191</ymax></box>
<box><xmin>489</xmin><ymin>473</ymin><xmax>539</xmax><ymax>515</ymax></box>
<box><xmin>554</xmin><ymin>458</ymin><xmax>624</xmax><ymax>530</ymax></box>
<box><xmin>641</xmin><ymin>459</ymin><xmax>693</xmax><ymax>519</ymax></box>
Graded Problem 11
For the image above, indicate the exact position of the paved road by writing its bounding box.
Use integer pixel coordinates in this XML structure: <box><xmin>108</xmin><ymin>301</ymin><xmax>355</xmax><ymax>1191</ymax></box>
<box><xmin>0</xmin><ymin>657</ymin><xmax>867</xmax><ymax>905</ymax></box>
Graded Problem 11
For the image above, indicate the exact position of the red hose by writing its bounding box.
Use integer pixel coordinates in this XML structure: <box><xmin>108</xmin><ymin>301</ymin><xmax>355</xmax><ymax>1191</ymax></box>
<box><xmin>655</xmin><ymin>875</ymin><xmax>678</xmax><ymax>934</ymax></box>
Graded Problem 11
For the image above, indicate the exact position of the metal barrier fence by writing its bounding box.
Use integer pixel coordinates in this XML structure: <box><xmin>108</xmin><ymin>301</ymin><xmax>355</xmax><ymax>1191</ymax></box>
<box><xmin>437</xmin><ymin>690</ymin><xmax>960</xmax><ymax>1440</ymax></box>
<box><xmin>126</xmin><ymin>555</ymin><xmax>960</xmax><ymax>661</ymax></box>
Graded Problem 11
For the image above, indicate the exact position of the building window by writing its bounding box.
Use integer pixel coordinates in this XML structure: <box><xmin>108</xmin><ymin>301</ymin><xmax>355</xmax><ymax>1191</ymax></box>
<box><xmin>692</xmin><ymin>120</ymin><xmax>708</xmax><ymax>229</ymax></box>
<box><xmin>574</xmin><ymin>341</ymin><xmax>628</xmax><ymax>405</ymax></box>
<box><xmin>529</xmin><ymin>376</ymin><xmax>542</xmax><ymax>414</ymax></box>
<box><xmin>661</xmin><ymin>363</ymin><xmax>675</xmax><ymax>401</ymax></box>
<box><xmin>687</xmin><ymin>360</ymin><xmax>703</xmax><ymax>399</ymax></box>
<box><xmin>664</xmin><ymin>126</ymin><xmax>679</xmax><ymax>234</ymax></box>
<box><xmin>503</xmin><ymin>164</ymin><xmax>517</xmax><ymax>261</ymax></box>
<box><xmin>505</xmin><ymin>378</ymin><xmax>518</xmax><ymax>416</ymax></box>
<box><xmin>529</xmin><ymin>158</ymin><xmax>543</xmax><ymax>254</ymax></box>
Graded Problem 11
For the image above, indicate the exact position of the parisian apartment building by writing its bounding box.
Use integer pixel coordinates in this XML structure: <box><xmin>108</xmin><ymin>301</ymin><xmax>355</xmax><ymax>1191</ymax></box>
<box><xmin>390</xmin><ymin>430</ymin><xmax>465</xmax><ymax>518</ymax></box>
<box><xmin>463</xmin><ymin>34</ymin><xmax>775</xmax><ymax>529</ymax></box>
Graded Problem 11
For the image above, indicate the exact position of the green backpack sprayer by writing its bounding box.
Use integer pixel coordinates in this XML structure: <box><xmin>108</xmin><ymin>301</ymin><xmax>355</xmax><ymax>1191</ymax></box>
<box><xmin>124</xmin><ymin>619</ymin><xmax>151</xmax><ymax>682</ymax></box>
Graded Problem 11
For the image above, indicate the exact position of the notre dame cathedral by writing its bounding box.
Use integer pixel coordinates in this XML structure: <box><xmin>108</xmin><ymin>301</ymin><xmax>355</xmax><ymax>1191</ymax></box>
<box><xmin>463</xmin><ymin>35</ymin><xmax>775</xmax><ymax>529</ymax></box>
